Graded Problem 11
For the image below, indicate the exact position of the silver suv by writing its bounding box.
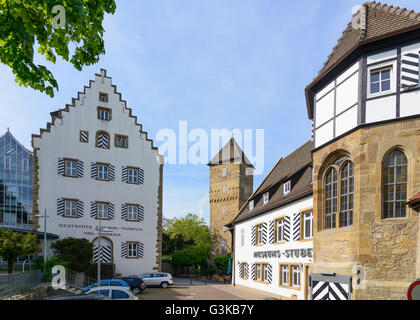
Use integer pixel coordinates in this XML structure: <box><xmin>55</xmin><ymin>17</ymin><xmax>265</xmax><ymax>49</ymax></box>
<box><xmin>139</xmin><ymin>272</ymin><xmax>174</xmax><ymax>288</ymax></box>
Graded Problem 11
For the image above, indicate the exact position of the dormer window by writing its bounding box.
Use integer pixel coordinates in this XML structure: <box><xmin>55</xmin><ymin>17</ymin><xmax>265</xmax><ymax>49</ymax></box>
<box><xmin>263</xmin><ymin>192</ymin><xmax>269</xmax><ymax>205</ymax></box>
<box><xmin>284</xmin><ymin>181</ymin><xmax>291</xmax><ymax>195</ymax></box>
<box><xmin>249</xmin><ymin>200</ymin><xmax>254</xmax><ymax>211</ymax></box>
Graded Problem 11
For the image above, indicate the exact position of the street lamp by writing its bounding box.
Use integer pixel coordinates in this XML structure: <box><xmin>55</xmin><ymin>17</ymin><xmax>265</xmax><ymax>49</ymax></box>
<box><xmin>34</xmin><ymin>209</ymin><xmax>49</xmax><ymax>265</ymax></box>
<box><xmin>96</xmin><ymin>220</ymin><xmax>112</xmax><ymax>286</ymax></box>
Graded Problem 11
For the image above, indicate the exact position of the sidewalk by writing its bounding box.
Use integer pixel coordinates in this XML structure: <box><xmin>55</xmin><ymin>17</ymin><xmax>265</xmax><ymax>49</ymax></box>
<box><xmin>209</xmin><ymin>284</ymin><xmax>282</xmax><ymax>300</ymax></box>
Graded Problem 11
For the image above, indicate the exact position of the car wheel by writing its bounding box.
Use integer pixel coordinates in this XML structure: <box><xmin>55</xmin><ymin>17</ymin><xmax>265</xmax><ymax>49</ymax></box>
<box><xmin>161</xmin><ymin>282</ymin><xmax>169</xmax><ymax>289</ymax></box>
<box><xmin>132</xmin><ymin>287</ymin><xmax>141</xmax><ymax>295</ymax></box>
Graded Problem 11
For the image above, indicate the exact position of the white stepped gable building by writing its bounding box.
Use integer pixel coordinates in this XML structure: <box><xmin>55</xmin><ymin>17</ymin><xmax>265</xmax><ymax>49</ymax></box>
<box><xmin>32</xmin><ymin>69</ymin><xmax>163</xmax><ymax>276</ymax></box>
<box><xmin>229</xmin><ymin>141</ymin><xmax>314</xmax><ymax>300</ymax></box>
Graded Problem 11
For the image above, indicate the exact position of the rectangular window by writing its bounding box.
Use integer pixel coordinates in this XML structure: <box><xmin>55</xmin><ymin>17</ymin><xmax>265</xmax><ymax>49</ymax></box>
<box><xmin>127</xmin><ymin>205</ymin><xmax>138</xmax><ymax>221</ymax></box>
<box><xmin>370</xmin><ymin>67</ymin><xmax>391</xmax><ymax>94</ymax></box>
<box><xmin>97</xmin><ymin>164</ymin><xmax>109</xmax><ymax>181</ymax></box>
<box><xmin>256</xmin><ymin>224</ymin><xmax>263</xmax><ymax>245</ymax></box>
<box><xmin>80</xmin><ymin>130</ymin><xmax>89</xmax><ymax>143</ymax></box>
<box><xmin>303</xmin><ymin>211</ymin><xmax>313</xmax><ymax>239</ymax></box>
<box><xmin>64</xmin><ymin>200</ymin><xmax>77</xmax><ymax>217</ymax></box>
<box><xmin>284</xmin><ymin>181</ymin><xmax>291</xmax><ymax>195</ymax></box>
<box><xmin>280</xmin><ymin>265</ymin><xmax>289</xmax><ymax>286</ymax></box>
<box><xmin>255</xmin><ymin>263</ymin><xmax>268</xmax><ymax>283</ymax></box>
<box><xmin>115</xmin><ymin>135</ymin><xmax>128</xmax><ymax>148</ymax></box>
<box><xmin>97</xmin><ymin>203</ymin><xmax>109</xmax><ymax>219</ymax></box>
<box><xmin>240</xmin><ymin>229</ymin><xmax>245</xmax><ymax>247</ymax></box>
<box><xmin>128</xmin><ymin>168</ymin><xmax>138</xmax><ymax>184</ymax></box>
<box><xmin>292</xmin><ymin>266</ymin><xmax>300</xmax><ymax>288</ymax></box>
<box><xmin>241</xmin><ymin>263</ymin><xmax>246</xmax><ymax>279</ymax></box>
<box><xmin>127</xmin><ymin>243</ymin><xmax>138</xmax><ymax>258</ymax></box>
<box><xmin>65</xmin><ymin>160</ymin><xmax>78</xmax><ymax>177</ymax></box>
<box><xmin>97</xmin><ymin>107</ymin><xmax>111</xmax><ymax>121</ymax></box>
<box><xmin>222</xmin><ymin>168</ymin><xmax>227</xmax><ymax>177</ymax></box>
<box><xmin>256</xmin><ymin>264</ymin><xmax>261</xmax><ymax>281</ymax></box>
<box><xmin>249</xmin><ymin>200</ymin><xmax>254</xmax><ymax>212</ymax></box>
<box><xmin>22</xmin><ymin>159</ymin><xmax>28</xmax><ymax>172</ymax></box>
<box><xmin>263</xmin><ymin>192</ymin><xmax>270</xmax><ymax>205</ymax></box>
<box><xmin>276</xmin><ymin>219</ymin><xmax>284</xmax><ymax>243</ymax></box>
<box><xmin>99</xmin><ymin>92</ymin><xmax>108</xmax><ymax>103</ymax></box>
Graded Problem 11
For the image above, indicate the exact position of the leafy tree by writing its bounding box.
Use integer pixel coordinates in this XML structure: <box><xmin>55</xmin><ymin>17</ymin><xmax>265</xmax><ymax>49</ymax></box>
<box><xmin>213</xmin><ymin>253</ymin><xmax>231</xmax><ymax>275</ymax></box>
<box><xmin>51</xmin><ymin>237</ymin><xmax>93</xmax><ymax>272</ymax></box>
<box><xmin>171</xmin><ymin>247</ymin><xmax>209</xmax><ymax>270</ymax></box>
<box><xmin>34</xmin><ymin>255</ymin><xmax>68</xmax><ymax>282</ymax></box>
<box><xmin>162</xmin><ymin>232</ymin><xmax>195</xmax><ymax>256</ymax></box>
<box><xmin>0</xmin><ymin>0</ymin><xmax>116</xmax><ymax>97</ymax></box>
<box><xmin>0</xmin><ymin>229</ymin><xmax>39</xmax><ymax>274</ymax></box>
<box><xmin>165</xmin><ymin>213</ymin><xmax>210</xmax><ymax>248</ymax></box>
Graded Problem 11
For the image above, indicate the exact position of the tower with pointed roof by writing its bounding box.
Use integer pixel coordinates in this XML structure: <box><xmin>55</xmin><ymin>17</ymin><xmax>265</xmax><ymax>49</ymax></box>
<box><xmin>305</xmin><ymin>2</ymin><xmax>420</xmax><ymax>299</ymax></box>
<box><xmin>208</xmin><ymin>138</ymin><xmax>253</xmax><ymax>256</ymax></box>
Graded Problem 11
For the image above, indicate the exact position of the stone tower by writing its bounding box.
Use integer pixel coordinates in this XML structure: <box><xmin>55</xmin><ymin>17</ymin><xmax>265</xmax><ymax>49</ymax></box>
<box><xmin>208</xmin><ymin>138</ymin><xmax>253</xmax><ymax>256</ymax></box>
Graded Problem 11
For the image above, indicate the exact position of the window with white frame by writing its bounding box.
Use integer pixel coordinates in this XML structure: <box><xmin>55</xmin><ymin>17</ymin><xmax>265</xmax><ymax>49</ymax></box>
<box><xmin>97</xmin><ymin>203</ymin><xmax>109</xmax><ymax>219</ymax></box>
<box><xmin>263</xmin><ymin>192</ymin><xmax>269</xmax><ymax>205</ymax></box>
<box><xmin>249</xmin><ymin>200</ymin><xmax>254</xmax><ymax>211</ymax></box>
<box><xmin>127</xmin><ymin>205</ymin><xmax>138</xmax><ymax>221</ymax></box>
<box><xmin>65</xmin><ymin>160</ymin><xmax>77</xmax><ymax>177</ymax></box>
<box><xmin>127</xmin><ymin>243</ymin><xmax>138</xmax><ymax>258</ymax></box>
<box><xmin>222</xmin><ymin>168</ymin><xmax>227</xmax><ymax>177</ymax></box>
<box><xmin>276</xmin><ymin>218</ymin><xmax>284</xmax><ymax>242</ymax></box>
<box><xmin>256</xmin><ymin>224</ymin><xmax>263</xmax><ymax>245</ymax></box>
<box><xmin>292</xmin><ymin>266</ymin><xmax>300</xmax><ymax>288</ymax></box>
<box><xmin>98</xmin><ymin>107</ymin><xmax>111</xmax><ymax>121</ymax></box>
<box><xmin>128</xmin><ymin>168</ymin><xmax>138</xmax><ymax>184</ymax></box>
<box><xmin>284</xmin><ymin>181</ymin><xmax>291</xmax><ymax>195</ymax></box>
<box><xmin>97</xmin><ymin>164</ymin><xmax>109</xmax><ymax>180</ymax></box>
<box><xmin>241</xmin><ymin>229</ymin><xmax>245</xmax><ymax>247</ymax></box>
<box><xmin>64</xmin><ymin>200</ymin><xmax>77</xmax><ymax>217</ymax></box>
<box><xmin>281</xmin><ymin>265</ymin><xmax>289</xmax><ymax>286</ymax></box>
<box><xmin>256</xmin><ymin>264</ymin><xmax>262</xmax><ymax>281</ymax></box>
<box><xmin>370</xmin><ymin>67</ymin><xmax>391</xmax><ymax>95</ymax></box>
<box><xmin>303</xmin><ymin>211</ymin><xmax>313</xmax><ymax>239</ymax></box>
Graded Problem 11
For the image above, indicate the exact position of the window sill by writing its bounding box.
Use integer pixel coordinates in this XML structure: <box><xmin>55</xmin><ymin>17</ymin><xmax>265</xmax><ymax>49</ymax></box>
<box><xmin>299</xmin><ymin>238</ymin><xmax>313</xmax><ymax>242</ymax></box>
<box><xmin>254</xmin><ymin>280</ymin><xmax>269</xmax><ymax>285</ymax></box>
<box><xmin>279</xmin><ymin>284</ymin><xmax>301</xmax><ymax>291</ymax></box>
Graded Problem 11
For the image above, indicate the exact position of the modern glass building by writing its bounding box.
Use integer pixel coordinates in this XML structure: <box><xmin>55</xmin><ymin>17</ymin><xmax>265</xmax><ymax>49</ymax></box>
<box><xmin>0</xmin><ymin>130</ymin><xmax>33</xmax><ymax>230</ymax></box>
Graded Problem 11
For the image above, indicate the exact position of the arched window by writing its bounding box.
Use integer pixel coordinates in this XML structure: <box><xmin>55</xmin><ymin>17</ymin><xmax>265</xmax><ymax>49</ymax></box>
<box><xmin>340</xmin><ymin>162</ymin><xmax>354</xmax><ymax>227</ymax></box>
<box><xmin>383</xmin><ymin>150</ymin><xmax>407</xmax><ymax>219</ymax></box>
<box><xmin>325</xmin><ymin>168</ymin><xmax>337</xmax><ymax>229</ymax></box>
<box><xmin>96</xmin><ymin>131</ymin><xmax>110</xmax><ymax>149</ymax></box>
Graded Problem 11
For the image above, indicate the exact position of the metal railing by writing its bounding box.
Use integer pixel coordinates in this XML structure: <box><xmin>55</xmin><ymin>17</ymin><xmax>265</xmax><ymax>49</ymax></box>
<box><xmin>64</xmin><ymin>269</ymin><xmax>97</xmax><ymax>290</ymax></box>
<box><xmin>0</xmin><ymin>271</ymin><xmax>43</xmax><ymax>299</ymax></box>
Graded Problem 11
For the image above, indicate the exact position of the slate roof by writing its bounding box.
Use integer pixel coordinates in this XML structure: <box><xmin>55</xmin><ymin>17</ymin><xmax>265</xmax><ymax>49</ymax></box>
<box><xmin>230</xmin><ymin>141</ymin><xmax>313</xmax><ymax>225</ymax></box>
<box><xmin>208</xmin><ymin>138</ymin><xmax>254</xmax><ymax>167</ymax></box>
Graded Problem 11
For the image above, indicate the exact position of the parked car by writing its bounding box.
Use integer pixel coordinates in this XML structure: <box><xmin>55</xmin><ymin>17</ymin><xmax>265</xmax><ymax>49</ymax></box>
<box><xmin>45</xmin><ymin>294</ymin><xmax>110</xmax><ymax>300</ymax></box>
<box><xmin>138</xmin><ymin>272</ymin><xmax>174</xmax><ymax>288</ymax></box>
<box><xmin>118</xmin><ymin>277</ymin><xmax>146</xmax><ymax>294</ymax></box>
<box><xmin>85</xmin><ymin>286</ymin><xmax>138</xmax><ymax>300</ymax></box>
<box><xmin>82</xmin><ymin>279</ymin><xmax>130</xmax><ymax>291</ymax></box>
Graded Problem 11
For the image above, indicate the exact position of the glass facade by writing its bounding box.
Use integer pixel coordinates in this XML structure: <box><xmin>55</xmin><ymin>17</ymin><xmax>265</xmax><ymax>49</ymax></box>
<box><xmin>0</xmin><ymin>131</ymin><xmax>33</xmax><ymax>229</ymax></box>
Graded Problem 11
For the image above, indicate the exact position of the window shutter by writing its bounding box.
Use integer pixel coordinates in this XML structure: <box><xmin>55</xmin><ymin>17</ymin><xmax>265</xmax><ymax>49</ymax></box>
<box><xmin>93</xmin><ymin>244</ymin><xmax>112</xmax><ymax>263</ymax></box>
<box><xmin>267</xmin><ymin>264</ymin><xmax>272</xmax><ymax>284</ymax></box>
<box><xmin>251</xmin><ymin>263</ymin><xmax>255</xmax><ymax>280</ymax></box>
<box><xmin>138</xmin><ymin>205</ymin><xmax>144</xmax><ymax>221</ymax></box>
<box><xmin>77</xmin><ymin>200</ymin><xmax>84</xmax><ymax>217</ymax></box>
<box><xmin>91</xmin><ymin>163</ymin><xmax>97</xmax><ymax>179</ymax></box>
<box><xmin>122</xmin><ymin>166</ymin><xmax>128</xmax><ymax>182</ymax></box>
<box><xmin>121</xmin><ymin>204</ymin><xmax>127</xmax><ymax>220</ymax></box>
<box><xmin>269</xmin><ymin>220</ymin><xmax>275</xmax><ymax>244</ymax></box>
<box><xmin>80</xmin><ymin>130</ymin><xmax>88</xmax><ymax>143</ymax></box>
<box><xmin>245</xmin><ymin>263</ymin><xmax>249</xmax><ymax>279</ymax></box>
<box><xmin>293</xmin><ymin>213</ymin><xmax>301</xmax><ymax>241</ymax></box>
<box><xmin>138</xmin><ymin>242</ymin><xmax>144</xmax><ymax>258</ymax></box>
<box><xmin>138</xmin><ymin>168</ymin><xmax>144</xmax><ymax>184</ymax></box>
<box><xmin>77</xmin><ymin>161</ymin><xmax>84</xmax><ymax>177</ymax></box>
<box><xmin>121</xmin><ymin>242</ymin><xmax>127</xmax><ymax>258</ymax></box>
<box><xmin>57</xmin><ymin>199</ymin><xmax>64</xmax><ymax>216</ymax></box>
<box><xmin>57</xmin><ymin>158</ymin><xmax>64</xmax><ymax>175</ymax></box>
<box><xmin>109</xmin><ymin>165</ymin><xmax>115</xmax><ymax>181</ymax></box>
<box><xmin>97</xmin><ymin>133</ymin><xmax>109</xmax><ymax>149</ymax></box>
<box><xmin>401</xmin><ymin>52</ymin><xmax>419</xmax><ymax>88</ymax></box>
<box><xmin>108</xmin><ymin>203</ymin><xmax>115</xmax><ymax>219</ymax></box>
<box><xmin>284</xmin><ymin>216</ymin><xmax>291</xmax><ymax>241</ymax></box>
<box><xmin>90</xmin><ymin>201</ymin><xmax>97</xmax><ymax>218</ymax></box>
<box><xmin>262</xmin><ymin>222</ymin><xmax>268</xmax><ymax>244</ymax></box>
<box><xmin>238</xmin><ymin>262</ymin><xmax>243</xmax><ymax>278</ymax></box>
<box><xmin>251</xmin><ymin>226</ymin><xmax>256</xmax><ymax>246</ymax></box>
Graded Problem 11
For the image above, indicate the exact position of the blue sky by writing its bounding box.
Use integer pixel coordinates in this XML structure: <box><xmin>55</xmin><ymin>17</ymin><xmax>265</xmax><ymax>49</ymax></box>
<box><xmin>1</xmin><ymin>0</ymin><xmax>420</xmax><ymax>224</ymax></box>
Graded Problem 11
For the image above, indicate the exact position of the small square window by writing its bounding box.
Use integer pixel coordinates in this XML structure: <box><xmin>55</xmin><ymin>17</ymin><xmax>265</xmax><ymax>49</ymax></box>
<box><xmin>65</xmin><ymin>160</ymin><xmax>78</xmax><ymax>177</ymax></box>
<box><xmin>370</xmin><ymin>67</ymin><xmax>392</xmax><ymax>95</ymax></box>
<box><xmin>99</xmin><ymin>92</ymin><xmax>108</xmax><ymax>103</ymax></box>
<box><xmin>64</xmin><ymin>200</ymin><xmax>77</xmax><ymax>217</ymax></box>
<box><xmin>128</xmin><ymin>168</ymin><xmax>139</xmax><ymax>184</ymax></box>
<box><xmin>127</xmin><ymin>205</ymin><xmax>138</xmax><ymax>221</ymax></box>
<box><xmin>97</xmin><ymin>203</ymin><xmax>109</xmax><ymax>219</ymax></box>
<box><xmin>97</xmin><ymin>164</ymin><xmax>109</xmax><ymax>181</ymax></box>
<box><xmin>263</xmin><ymin>192</ymin><xmax>269</xmax><ymax>205</ymax></box>
<box><xmin>115</xmin><ymin>135</ymin><xmax>128</xmax><ymax>149</ymax></box>
<box><xmin>97</xmin><ymin>107</ymin><xmax>111</xmax><ymax>121</ymax></box>
<box><xmin>127</xmin><ymin>243</ymin><xmax>138</xmax><ymax>258</ymax></box>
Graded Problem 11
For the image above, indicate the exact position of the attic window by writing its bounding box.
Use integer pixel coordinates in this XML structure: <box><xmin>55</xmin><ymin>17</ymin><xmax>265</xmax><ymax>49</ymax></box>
<box><xmin>99</xmin><ymin>92</ymin><xmax>108</xmax><ymax>103</ymax></box>
<box><xmin>249</xmin><ymin>200</ymin><xmax>254</xmax><ymax>212</ymax></box>
<box><xmin>97</xmin><ymin>107</ymin><xmax>111</xmax><ymax>121</ymax></box>
<box><xmin>263</xmin><ymin>192</ymin><xmax>269</xmax><ymax>205</ymax></box>
<box><xmin>284</xmin><ymin>181</ymin><xmax>291</xmax><ymax>195</ymax></box>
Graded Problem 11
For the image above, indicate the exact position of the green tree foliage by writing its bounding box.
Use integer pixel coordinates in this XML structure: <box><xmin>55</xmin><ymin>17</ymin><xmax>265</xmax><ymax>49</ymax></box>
<box><xmin>34</xmin><ymin>255</ymin><xmax>68</xmax><ymax>282</ymax></box>
<box><xmin>0</xmin><ymin>229</ymin><xmax>39</xmax><ymax>274</ymax></box>
<box><xmin>213</xmin><ymin>253</ymin><xmax>231</xmax><ymax>275</ymax></box>
<box><xmin>0</xmin><ymin>0</ymin><xmax>116</xmax><ymax>97</ymax></box>
<box><xmin>164</xmin><ymin>213</ymin><xmax>210</xmax><ymax>249</ymax></box>
<box><xmin>162</xmin><ymin>232</ymin><xmax>195</xmax><ymax>256</ymax></box>
<box><xmin>51</xmin><ymin>237</ymin><xmax>93</xmax><ymax>272</ymax></box>
<box><xmin>171</xmin><ymin>247</ymin><xmax>209</xmax><ymax>268</ymax></box>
